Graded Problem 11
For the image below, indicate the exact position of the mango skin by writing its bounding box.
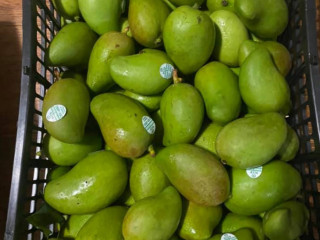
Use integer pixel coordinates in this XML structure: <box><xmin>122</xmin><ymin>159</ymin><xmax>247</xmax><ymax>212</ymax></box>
<box><xmin>47</xmin><ymin>166</ymin><xmax>71</xmax><ymax>181</ymax></box>
<box><xmin>52</xmin><ymin>0</ymin><xmax>80</xmax><ymax>20</ymax></box>
<box><xmin>87</xmin><ymin>32</ymin><xmax>135</xmax><ymax>94</ymax></box>
<box><xmin>62</xmin><ymin>214</ymin><xmax>93</xmax><ymax>239</ymax></box>
<box><xmin>163</xmin><ymin>6</ymin><xmax>215</xmax><ymax>75</ymax></box>
<box><xmin>210</xmin><ymin>228</ymin><xmax>255</xmax><ymax>240</ymax></box>
<box><xmin>60</xmin><ymin>70</ymin><xmax>86</xmax><ymax>83</ymax></box>
<box><xmin>156</xmin><ymin>144</ymin><xmax>230</xmax><ymax>206</ymax></box>
<box><xmin>195</xmin><ymin>61</ymin><xmax>241</xmax><ymax>124</ymax></box>
<box><xmin>45</xmin><ymin>22</ymin><xmax>97</xmax><ymax>69</ymax></box>
<box><xmin>225</xmin><ymin>160</ymin><xmax>302</xmax><ymax>216</ymax></box>
<box><xmin>121</xmin><ymin>90</ymin><xmax>162</xmax><ymax>112</ymax></box>
<box><xmin>110</xmin><ymin>49</ymin><xmax>174</xmax><ymax>95</ymax></box>
<box><xmin>76</xmin><ymin>206</ymin><xmax>127</xmax><ymax>240</ymax></box>
<box><xmin>277</xmin><ymin>125</ymin><xmax>300</xmax><ymax>162</ymax></box>
<box><xmin>130</xmin><ymin>153</ymin><xmax>170</xmax><ymax>201</ymax></box>
<box><xmin>90</xmin><ymin>93</ymin><xmax>154</xmax><ymax>158</ymax></box>
<box><xmin>161</xmin><ymin>83</ymin><xmax>204</xmax><ymax>146</ymax></box>
<box><xmin>78</xmin><ymin>0</ymin><xmax>123</xmax><ymax>35</ymax></box>
<box><xmin>216</xmin><ymin>112</ymin><xmax>287</xmax><ymax>169</ymax></box>
<box><xmin>129</xmin><ymin>0</ymin><xmax>170</xmax><ymax>48</ymax></box>
<box><xmin>122</xmin><ymin>186</ymin><xmax>182</xmax><ymax>240</ymax></box>
<box><xmin>42</xmin><ymin>78</ymin><xmax>90</xmax><ymax>143</ymax></box>
<box><xmin>44</xmin><ymin>150</ymin><xmax>128</xmax><ymax>215</ymax></box>
<box><xmin>207</xmin><ymin>0</ymin><xmax>235</xmax><ymax>12</ymax></box>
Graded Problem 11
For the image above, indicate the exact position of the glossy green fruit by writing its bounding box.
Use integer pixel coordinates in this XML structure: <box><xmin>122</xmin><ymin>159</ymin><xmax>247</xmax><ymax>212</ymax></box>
<box><xmin>62</xmin><ymin>214</ymin><xmax>93</xmax><ymax>239</ymax></box>
<box><xmin>45</xmin><ymin>22</ymin><xmax>97</xmax><ymax>69</ymax></box>
<box><xmin>129</xmin><ymin>0</ymin><xmax>170</xmax><ymax>48</ymax></box>
<box><xmin>216</xmin><ymin>112</ymin><xmax>287</xmax><ymax>169</ymax></box>
<box><xmin>130</xmin><ymin>153</ymin><xmax>170</xmax><ymax>201</ymax></box>
<box><xmin>207</xmin><ymin>0</ymin><xmax>234</xmax><ymax>12</ymax></box>
<box><xmin>47</xmin><ymin>166</ymin><xmax>71</xmax><ymax>181</ymax></box>
<box><xmin>90</xmin><ymin>93</ymin><xmax>154</xmax><ymax>158</ymax></box>
<box><xmin>210</xmin><ymin>228</ymin><xmax>255</xmax><ymax>240</ymax></box>
<box><xmin>195</xmin><ymin>61</ymin><xmax>241</xmax><ymax>123</ymax></box>
<box><xmin>44</xmin><ymin>151</ymin><xmax>128</xmax><ymax>214</ymax></box>
<box><xmin>76</xmin><ymin>206</ymin><xmax>127</xmax><ymax>240</ymax></box>
<box><xmin>225</xmin><ymin>160</ymin><xmax>302</xmax><ymax>215</ymax></box>
<box><xmin>42</xmin><ymin>78</ymin><xmax>90</xmax><ymax>143</ymax></box>
<box><xmin>163</xmin><ymin>6</ymin><xmax>215</xmax><ymax>74</ymax></box>
<box><xmin>263</xmin><ymin>201</ymin><xmax>309</xmax><ymax>240</ymax></box>
<box><xmin>278</xmin><ymin>125</ymin><xmax>300</xmax><ymax>162</ymax></box>
<box><xmin>122</xmin><ymin>186</ymin><xmax>182</xmax><ymax>240</ymax></box>
<box><xmin>161</xmin><ymin>83</ymin><xmax>204</xmax><ymax>146</ymax></box>
<box><xmin>87</xmin><ymin>32</ymin><xmax>135</xmax><ymax>94</ymax></box>
<box><xmin>78</xmin><ymin>0</ymin><xmax>123</xmax><ymax>35</ymax></box>
<box><xmin>120</xmin><ymin>90</ymin><xmax>162</xmax><ymax>112</ymax></box>
<box><xmin>52</xmin><ymin>0</ymin><xmax>80</xmax><ymax>20</ymax></box>
<box><xmin>156</xmin><ymin>144</ymin><xmax>230</xmax><ymax>206</ymax></box>
<box><xmin>210</xmin><ymin>10</ymin><xmax>249</xmax><ymax>67</ymax></box>
<box><xmin>178</xmin><ymin>201</ymin><xmax>222</xmax><ymax>240</ymax></box>
<box><xmin>170</xmin><ymin>0</ymin><xmax>205</xmax><ymax>7</ymax></box>
<box><xmin>239</xmin><ymin>48</ymin><xmax>291</xmax><ymax>114</ymax></box>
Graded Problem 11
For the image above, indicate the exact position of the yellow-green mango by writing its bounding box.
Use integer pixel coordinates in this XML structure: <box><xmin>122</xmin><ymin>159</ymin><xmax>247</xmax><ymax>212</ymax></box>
<box><xmin>239</xmin><ymin>48</ymin><xmax>291</xmax><ymax>114</ymax></box>
<box><xmin>78</xmin><ymin>0</ymin><xmax>123</xmax><ymax>35</ymax></box>
<box><xmin>216</xmin><ymin>112</ymin><xmax>287</xmax><ymax>169</ymax></box>
<box><xmin>161</xmin><ymin>83</ymin><xmax>204</xmax><ymax>146</ymax></box>
<box><xmin>225</xmin><ymin>160</ymin><xmax>302</xmax><ymax>215</ymax></box>
<box><xmin>52</xmin><ymin>0</ymin><xmax>80</xmax><ymax>20</ymax></box>
<box><xmin>163</xmin><ymin>6</ymin><xmax>215</xmax><ymax>75</ymax></box>
<box><xmin>156</xmin><ymin>144</ymin><xmax>230</xmax><ymax>206</ymax></box>
<box><xmin>277</xmin><ymin>125</ymin><xmax>300</xmax><ymax>162</ymax></box>
<box><xmin>47</xmin><ymin>166</ymin><xmax>71</xmax><ymax>181</ymax></box>
<box><xmin>207</xmin><ymin>0</ymin><xmax>234</xmax><ymax>12</ymax></box>
<box><xmin>90</xmin><ymin>93</ymin><xmax>154</xmax><ymax>158</ymax></box>
<box><xmin>195</xmin><ymin>61</ymin><xmax>241</xmax><ymax>123</ymax></box>
<box><xmin>169</xmin><ymin>0</ymin><xmax>204</xmax><ymax>7</ymax></box>
<box><xmin>110</xmin><ymin>49</ymin><xmax>174</xmax><ymax>95</ymax></box>
<box><xmin>120</xmin><ymin>90</ymin><xmax>162</xmax><ymax>112</ymax></box>
<box><xmin>238</xmin><ymin>40</ymin><xmax>292</xmax><ymax>76</ymax></box>
<box><xmin>43</xmin><ymin>130</ymin><xmax>102</xmax><ymax>166</ymax></box>
<box><xmin>87</xmin><ymin>32</ymin><xmax>135</xmax><ymax>94</ymax></box>
<box><xmin>178</xmin><ymin>200</ymin><xmax>222</xmax><ymax>240</ymax></box>
<box><xmin>235</xmin><ymin>0</ymin><xmax>288</xmax><ymax>39</ymax></box>
<box><xmin>122</xmin><ymin>186</ymin><xmax>182</xmax><ymax>240</ymax></box>
<box><xmin>45</xmin><ymin>22</ymin><xmax>97</xmax><ymax>69</ymax></box>
<box><xmin>128</xmin><ymin>0</ymin><xmax>170</xmax><ymax>48</ymax></box>
<box><xmin>219</xmin><ymin>213</ymin><xmax>265</xmax><ymax>240</ymax></box>
<box><xmin>210</xmin><ymin>228</ymin><xmax>255</xmax><ymax>240</ymax></box>
<box><xmin>42</xmin><ymin>78</ymin><xmax>90</xmax><ymax>143</ymax></box>
<box><xmin>263</xmin><ymin>201</ymin><xmax>309</xmax><ymax>240</ymax></box>
<box><xmin>44</xmin><ymin>150</ymin><xmax>128</xmax><ymax>214</ymax></box>
<box><xmin>210</xmin><ymin>10</ymin><xmax>249</xmax><ymax>67</ymax></box>
<box><xmin>76</xmin><ymin>206</ymin><xmax>127</xmax><ymax>240</ymax></box>
<box><xmin>61</xmin><ymin>214</ymin><xmax>93</xmax><ymax>239</ymax></box>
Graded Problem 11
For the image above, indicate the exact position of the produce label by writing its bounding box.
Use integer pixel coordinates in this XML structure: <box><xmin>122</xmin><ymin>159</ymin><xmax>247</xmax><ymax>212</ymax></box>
<box><xmin>160</xmin><ymin>63</ymin><xmax>174</xmax><ymax>79</ymax></box>
<box><xmin>246</xmin><ymin>166</ymin><xmax>263</xmax><ymax>178</ymax></box>
<box><xmin>46</xmin><ymin>105</ymin><xmax>67</xmax><ymax>122</ymax></box>
<box><xmin>221</xmin><ymin>233</ymin><xmax>238</xmax><ymax>240</ymax></box>
<box><xmin>142</xmin><ymin>116</ymin><xmax>156</xmax><ymax>134</ymax></box>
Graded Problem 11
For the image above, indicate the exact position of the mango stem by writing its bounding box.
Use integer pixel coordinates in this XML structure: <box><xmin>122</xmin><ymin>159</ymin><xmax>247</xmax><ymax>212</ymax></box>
<box><xmin>162</xmin><ymin>0</ymin><xmax>177</xmax><ymax>10</ymax></box>
<box><xmin>54</xmin><ymin>69</ymin><xmax>61</xmax><ymax>81</ymax></box>
<box><xmin>154</xmin><ymin>37</ymin><xmax>163</xmax><ymax>46</ymax></box>
<box><xmin>148</xmin><ymin>145</ymin><xmax>156</xmax><ymax>157</ymax></box>
<box><xmin>173</xmin><ymin>69</ymin><xmax>183</xmax><ymax>84</ymax></box>
<box><xmin>122</xmin><ymin>26</ymin><xmax>130</xmax><ymax>35</ymax></box>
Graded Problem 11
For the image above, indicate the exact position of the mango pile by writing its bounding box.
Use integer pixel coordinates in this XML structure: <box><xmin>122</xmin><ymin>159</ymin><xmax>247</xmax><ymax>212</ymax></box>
<box><xmin>35</xmin><ymin>0</ymin><xmax>310</xmax><ymax>239</ymax></box>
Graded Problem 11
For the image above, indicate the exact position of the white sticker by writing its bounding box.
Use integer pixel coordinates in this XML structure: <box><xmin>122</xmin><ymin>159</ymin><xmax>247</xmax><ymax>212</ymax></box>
<box><xmin>142</xmin><ymin>116</ymin><xmax>156</xmax><ymax>134</ymax></box>
<box><xmin>221</xmin><ymin>233</ymin><xmax>238</xmax><ymax>240</ymax></box>
<box><xmin>246</xmin><ymin>166</ymin><xmax>263</xmax><ymax>178</ymax></box>
<box><xmin>160</xmin><ymin>63</ymin><xmax>174</xmax><ymax>79</ymax></box>
<box><xmin>46</xmin><ymin>105</ymin><xmax>67</xmax><ymax>122</ymax></box>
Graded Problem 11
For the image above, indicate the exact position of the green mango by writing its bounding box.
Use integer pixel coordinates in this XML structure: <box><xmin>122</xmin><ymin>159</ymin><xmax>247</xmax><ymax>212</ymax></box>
<box><xmin>225</xmin><ymin>160</ymin><xmax>302</xmax><ymax>216</ymax></box>
<box><xmin>110</xmin><ymin>49</ymin><xmax>174</xmax><ymax>95</ymax></box>
<box><xmin>194</xmin><ymin>122</ymin><xmax>223</xmax><ymax>156</ymax></box>
<box><xmin>44</xmin><ymin>150</ymin><xmax>128</xmax><ymax>214</ymax></box>
<box><xmin>78</xmin><ymin>0</ymin><xmax>123</xmax><ymax>35</ymax></box>
<box><xmin>277</xmin><ymin>125</ymin><xmax>300</xmax><ymax>162</ymax></box>
<box><xmin>178</xmin><ymin>200</ymin><xmax>222</xmax><ymax>240</ymax></box>
<box><xmin>216</xmin><ymin>112</ymin><xmax>287</xmax><ymax>169</ymax></box>
<box><xmin>86</xmin><ymin>32</ymin><xmax>135</xmax><ymax>94</ymax></box>
<box><xmin>210</xmin><ymin>228</ymin><xmax>255</xmax><ymax>240</ymax></box>
<box><xmin>120</xmin><ymin>18</ymin><xmax>133</xmax><ymax>37</ymax></box>
<box><xmin>47</xmin><ymin>166</ymin><xmax>71</xmax><ymax>181</ymax></box>
<box><xmin>263</xmin><ymin>201</ymin><xmax>309</xmax><ymax>240</ymax></box>
<box><xmin>76</xmin><ymin>206</ymin><xmax>127</xmax><ymax>240</ymax></box>
<box><xmin>219</xmin><ymin>213</ymin><xmax>265</xmax><ymax>240</ymax></box>
<box><xmin>169</xmin><ymin>0</ymin><xmax>204</xmax><ymax>7</ymax></box>
<box><xmin>235</xmin><ymin>0</ymin><xmax>288</xmax><ymax>39</ymax></box>
<box><xmin>52</xmin><ymin>0</ymin><xmax>80</xmax><ymax>20</ymax></box>
<box><xmin>45</xmin><ymin>22</ymin><xmax>97</xmax><ymax>69</ymax></box>
<box><xmin>60</xmin><ymin>70</ymin><xmax>86</xmax><ymax>83</ymax></box>
<box><xmin>122</xmin><ymin>186</ymin><xmax>182</xmax><ymax>240</ymax></box>
<box><xmin>90</xmin><ymin>93</ymin><xmax>154</xmax><ymax>158</ymax></box>
<box><xmin>128</xmin><ymin>0</ymin><xmax>170</xmax><ymax>48</ymax></box>
<box><xmin>130</xmin><ymin>153</ymin><xmax>170</xmax><ymax>201</ymax></box>
<box><xmin>61</xmin><ymin>214</ymin><xmax>93</xmax><ymax>239</ymax></box>
<box><xmin>163</xmin><ymin>6</ymin><xmax>215</xmax><ymax>75</ymax></box>
<box><xmin>238</xmin><ymin>40</ymin><xmax>292</xmax><ymax>76</ymax></box>
<box><xmin>156</xmin><ymin>144</ymin><xmax>230</xmax><ymax>206</ymax></box>
<box><xmin>239</xmin><ymin>48</ymin><xmax>291</xmax><ymax>114</ymax></box>
<box><xmin>210</xmin><ymin>10</ymin><xmax>249</xmax><ymax>67</ymax></box>
<box><xmin>195</xmin><ymin>61</ymin><xmax>241</xmax><ymax>123</ymax></box>
<box><xmin>120</xmin><ymin>90</ymin><xmax>162</xmax><ymax>112</ymax></box>
<box><xmin>152</xmin><ymin>109</ymin><xmax>164</xmax><ymax>147</ymax></box>
<box><xmin>42</xmin><ymin>78</ymin><xmax>90</xmax><ymax>143</ymax></box>
<box><xmin>43</xmin><ymin>130</ymin><xmax>102</xmax><ymax>166</ymax></box>
<box><xmin>207</xmin><ymin>0</ymin><xmax>234</xmax><ymax>12</ymax></box>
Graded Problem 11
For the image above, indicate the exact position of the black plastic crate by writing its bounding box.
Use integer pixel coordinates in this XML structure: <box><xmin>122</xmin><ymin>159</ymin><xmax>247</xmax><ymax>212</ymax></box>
<box><xmin>4</xmin><ymin>0</ymin><xmax>320</xmax><ymax>239</ymax></box>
